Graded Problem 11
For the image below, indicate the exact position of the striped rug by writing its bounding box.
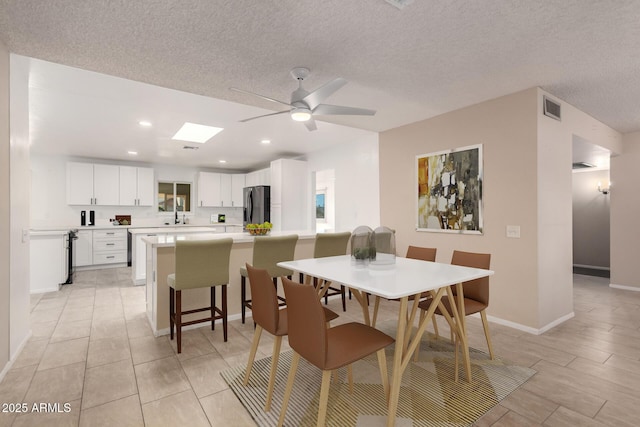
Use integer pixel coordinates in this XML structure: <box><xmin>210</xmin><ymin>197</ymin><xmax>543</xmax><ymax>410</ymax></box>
<box><xmin>221</xmin><ymin>331</ymin><xmax>535</xmax><ymax>426</ymax></box>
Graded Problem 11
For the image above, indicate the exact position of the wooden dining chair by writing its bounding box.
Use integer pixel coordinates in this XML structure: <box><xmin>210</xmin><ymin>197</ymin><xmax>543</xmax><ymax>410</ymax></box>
<box><xmin>239</xmin><ymin>234</ymin><xmax>298</xmax><ymax>323</ymax></box>
<box><xmin>417</xmin><ymin>250</ymin><xmax>494</xmax><ymax>359</ymax></box>
<box><xmin>168</xmin><ymin>238</ymin><xmax>233</xmax><ymax>353</ymax></box>
<box><xmin>371</xmin><ymin>245</ymin><xmax>437</xmax><ymax>328</ymax></box>
<box><xmin>278</xmin><ymin>277</ymin><xmax>394</xmax><ymax>427</ymax></box>
<box><xmin>243</xmin><ymin>264</ymin><xmax>339</xmax><ymax>411</ymax></box>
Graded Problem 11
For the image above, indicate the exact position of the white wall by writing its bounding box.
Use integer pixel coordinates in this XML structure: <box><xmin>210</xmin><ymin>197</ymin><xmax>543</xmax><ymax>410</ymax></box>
<box><xmin>9</xmin><ymin>55</ymin><xmax>32</xmax><ymax>359</ymax></box>
<box><xmin>572</xmin><ymin>169</ymin><xmax>610</xmax><ymax>269</ymax></box>
<box><xmin>0</xmin><ymin>37</ymin><xmax>10</xmax><ymax>377</ymax></box>
<box><xmin>304</xmin><ymin>134</ymin><xmax>380</xmax><ymax>233</ymax></box>
<box><xmin>30</xmin><ymin>155</ymin><xmax>244</xmax><ymax>228</ymax></box>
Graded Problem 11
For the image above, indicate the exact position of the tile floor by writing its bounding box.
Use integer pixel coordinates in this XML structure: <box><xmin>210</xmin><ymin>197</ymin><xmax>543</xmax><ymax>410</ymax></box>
<box><xmin>1</xmin><ymin>269</ymin><xmax>639</xmax><ymax>426</ymax></box>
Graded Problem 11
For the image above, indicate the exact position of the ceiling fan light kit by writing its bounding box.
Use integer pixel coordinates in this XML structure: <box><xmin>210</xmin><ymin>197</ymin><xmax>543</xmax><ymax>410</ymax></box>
<box><xmin>231</xmin><ymin>67</ymin><xmax>376</xmax><ymax>131</ymax></box>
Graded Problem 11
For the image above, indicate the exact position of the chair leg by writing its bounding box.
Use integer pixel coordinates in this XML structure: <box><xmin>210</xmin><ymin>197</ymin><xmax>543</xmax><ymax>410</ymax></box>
<box><xmin>211</xmin><ymin>286</ymin><xmax>216</xmax><ymax>331</ymax></box>
<box><xmin>176</xmin><ymin>290</ymin><xmax>182</xmax><ymax>354</ymax></box>
<box><xmin>222</xmin><ymin>285</ymin><xmax>228</xmax><ymax>342</ymax></box>
<box><xmin>317</xmin><ymin>369</ymin><xmax>333</xmax><ymax>427</ymax></box>
<box><xmin>169</xmin><ymin>287</ymin><xmax>175</xmax><ymax>340</ymax></box>
<box><xmin>414</xmin><ymin>310</ymin><xmax>426</xmax><ymax>362</ymax></box>
<box><xmin>265</xmin><ymin>336</ymin><xmax>282</xmax><ymax>411</ymax></box>
<box><xmin>277</xmin><ymin>352</ymin><xmax>300</xmax><ymax>427</ymax></box>
<box><xmin>341</xmin><ymin>285</ymin><xmax>346</xmax><ymax>312</ymax></box>
<box><xmin>241</xmin><ymin>275</ymin><xmax>246</xmax><ymax>324</ymax></box>
<box><xmin>376</xmin><ymin>348</ymin><xmax>390</xmax><ymax>402</ymax></box>
<box><xmin>480</xmin><ymin>310</ymin><xmax>495</xmax><ymax>359</ymax></box>
<box><xmin>432</xmin><ymin>316</ymin><xmax>439</xmax><ymax>338</ymax></box>
<box><xmin>243</xmin><ymin>325</ymin><xmax>263</xmax><ymax>385</ymax></box>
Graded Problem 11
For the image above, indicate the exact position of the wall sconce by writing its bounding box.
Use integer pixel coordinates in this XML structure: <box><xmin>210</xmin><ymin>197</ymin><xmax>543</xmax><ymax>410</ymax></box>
<box><xmin>597</xmin><ymin>181</ymin><xmax>610</xmax><ymax>195</ymax></box>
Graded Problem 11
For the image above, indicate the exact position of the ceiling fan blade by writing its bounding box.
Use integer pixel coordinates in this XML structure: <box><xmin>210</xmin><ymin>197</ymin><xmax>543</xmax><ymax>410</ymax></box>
<box><xmin>313</xmin><ymin>104</ymin><xmax>376</xmax><ymax>116</ymax></box>
<box><xmin>304</xmin><ymin>117</ymin><xmax>317</xmax><ymax>131</ymax></box>
<box><xmin>230</xmin><ymin>87</ymin><xmax>292</xmax><ymax>107</ymax></box>
<box><xmin>239</xmin><ymin>110</ymin><xmax>290</xmax><ymax>123</ymax></box>
<box><xmin>302</xmin><ymin>77</ymin><xmax>347</xmax><ymax>110</ymax></box>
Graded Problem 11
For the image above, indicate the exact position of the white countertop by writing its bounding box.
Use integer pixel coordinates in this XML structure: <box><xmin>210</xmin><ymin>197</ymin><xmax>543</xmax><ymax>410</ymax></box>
<box><xmin>142</xmin><ymin>230</ymin><xmax>317</xmax><ymax>247</ymax></box>
<box><xmin>31</xmin><ymin>223</ymin><xmax>243</xmax><ymax>233</ymax></box>
<box><xmin>29</xmin><ymin>230</ymin><xmax>70</xmax><ymax>237</ymax></box>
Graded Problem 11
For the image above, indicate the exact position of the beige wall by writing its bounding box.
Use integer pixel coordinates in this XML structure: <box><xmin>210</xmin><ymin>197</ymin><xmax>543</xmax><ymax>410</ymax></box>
<box><xmin>611</xmin><ymin>131</ymin><xmax>640</xmax><ymax>289</ymax></box>
<box><xmin>380</xmin><ymin>88</ymin><xmax>540</xmax><ymax>328</ymax></box>
<box><xmin>0</xmin><ymin>40</ymin><xmax>10</xmax><ymax>375</ymax></box>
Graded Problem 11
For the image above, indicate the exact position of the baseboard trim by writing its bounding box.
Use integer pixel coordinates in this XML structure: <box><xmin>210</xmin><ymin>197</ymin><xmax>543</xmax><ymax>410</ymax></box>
<box><xmin>609</xmin><ymin>283</ymin><xmax>640</xmax><ymax>292</ymax></box>
<box><xmin>573</xmin><ymin>264</ymin><xmax>610</xmax><ymax>271</ymax></box>
<box><xmin>0</xmin><ymin>330</ymin><xmax>33</xmax><ymax>383</ymax></box>
<box><xmin>480</xmin><ymin>311</ymin><xmax>575</xmax><ymax>336</ymax></box>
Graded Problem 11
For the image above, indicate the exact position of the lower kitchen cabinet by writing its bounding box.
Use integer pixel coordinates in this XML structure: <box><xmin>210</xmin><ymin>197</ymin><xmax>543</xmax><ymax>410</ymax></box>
<box><xmin>30</xmin><ymin>231</ymin><xmax>68</xmax><ymax>294</ymax></box>
<box><xmin>93</xmin><ymin>229</ymin><xmax>127</xmax><ymax>264</ymax></box>
<box><xmin>74</xmin><ymin>230</ymin><xmax>93</xmax><ymax>267</ymax></box>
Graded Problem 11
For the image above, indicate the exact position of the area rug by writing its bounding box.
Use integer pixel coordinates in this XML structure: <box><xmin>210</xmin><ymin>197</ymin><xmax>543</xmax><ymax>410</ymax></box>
<box><xmin>221</xmin><ymin>329</ymin><xmax>535</xmax><ymax>426</ymax></box>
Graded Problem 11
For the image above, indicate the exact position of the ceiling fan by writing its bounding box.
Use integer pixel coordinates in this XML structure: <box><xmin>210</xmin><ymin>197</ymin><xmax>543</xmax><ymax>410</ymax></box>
<box><xmin>230</xmin><ymin>67</ymin><xmax>376</xmax><ymax>131</ymax></box>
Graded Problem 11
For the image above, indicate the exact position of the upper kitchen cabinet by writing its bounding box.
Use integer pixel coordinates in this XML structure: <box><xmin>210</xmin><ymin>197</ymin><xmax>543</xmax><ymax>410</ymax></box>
<box><xmin>197</xmin><ymin>172</ymin><xmax>222</xmax><ymax>207</ymax></box>
<box><xmin>245</xmin><ymin>168</ymin><xmax>270</xmax><ymax>187</ymax></box>
<box><xmin>220</xmin><ymin>173</ymin><xmax>232</xmax><ymax>207</ymax></box>
<box><xmin>231</xmin><ymin>174</ymin><xmax>245</xmax><ymax>207</ymax></box>
<box><xmin>119</xmin><ymin>166</ymin><xmax>154</xmax><ymax>206</ymax></box>
<box><xmin>270</xmin><ymin>159</ymin><xmax>308</xmax><ymax>230</ymax></box>
<box><xmin>67</xmin><ymin>162</ymin><xmax>119</xmax><ymax>205</ymax></box>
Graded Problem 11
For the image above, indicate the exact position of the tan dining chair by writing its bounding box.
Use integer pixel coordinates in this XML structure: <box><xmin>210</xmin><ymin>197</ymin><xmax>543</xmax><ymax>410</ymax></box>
<box><xmin>310</xmin><ymin>231</ymin><xmax>351</xmax><ymax>311</ymax></box>
<box><xmin>239</xmin><ymin>234</ymin><xmax>298</xmax><ymax>323</ymax></box>
<box><xmin>278</xmin><ymin>277</ymin><xmax>394</xmax><ymax>427</ymax></box>
<box><xmin>243</xmin><ymin>264</ymin><xmax>339</xmax><ymax>411</ymax></box>
<box><xmin>417</xmin><ymin>250</ymin><xmax>494</xmax><ymax>359</ymax></box>
<box><xmin>371</xmin><ymin>245</ymin><xmax>438</xmax><ymax>328</ymax></box>
<box><xmin>168</xmin><ymin>238</ymin><xmax>233</xmax><ymax>353</ymax></box>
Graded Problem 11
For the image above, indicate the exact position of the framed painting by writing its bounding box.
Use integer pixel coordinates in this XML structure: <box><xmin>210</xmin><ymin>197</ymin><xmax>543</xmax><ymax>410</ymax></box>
<box><xmin>416</xmin><ymin>144</ymin><xmax>483</xmax><ymax>234</ymax></box>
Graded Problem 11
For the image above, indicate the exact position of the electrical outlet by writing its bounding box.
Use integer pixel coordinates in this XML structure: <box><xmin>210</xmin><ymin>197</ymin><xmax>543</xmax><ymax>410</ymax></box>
<box><xmin>506</xmin><ymin>225</ymin><xmax>521</xmax><ymax>238</ymax></box>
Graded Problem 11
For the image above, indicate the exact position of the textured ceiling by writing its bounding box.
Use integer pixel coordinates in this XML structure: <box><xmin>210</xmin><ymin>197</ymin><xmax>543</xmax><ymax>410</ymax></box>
<box><xmin>1</xmin><ymin>1</ymin><xmax>639</xmax><ymax>152</ymax></box>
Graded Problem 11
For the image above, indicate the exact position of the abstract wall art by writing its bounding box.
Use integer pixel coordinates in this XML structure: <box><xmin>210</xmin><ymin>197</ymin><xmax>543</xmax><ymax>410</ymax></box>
<box><xmin>416</xmin><ymin>144</ymin><xmax>483</xmax><ymax>234</ymax></box>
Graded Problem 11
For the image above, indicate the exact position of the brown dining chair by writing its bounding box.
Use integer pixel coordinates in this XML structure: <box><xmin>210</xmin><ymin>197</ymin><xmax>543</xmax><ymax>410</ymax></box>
<box><xmin>168</xmin><ymin>238</ymin><xmax>233</xmax><ymax>353</ymax></box>
<box><xmin>371</xmin><ymin>245</ymin><xmax>437</xmax><ymax>328</ymax></box>
<box><xmin>417</xmin><ymin>250</ymin><xmax>494</xmax><ymax>359</ymax></box>
<box><xmin>278</xmin><ymin>277</ymin><xmax>394</xmax><ymax>427</ymax></box>
<box><xmin>243</xmin><ymin>265</ymin><xmax>339</xmax><ymax>412</ymax></box>
<box><xmin>239</xmin><ymin>234</ymin><xmax>298</xmax><ymax>323</ymax></box>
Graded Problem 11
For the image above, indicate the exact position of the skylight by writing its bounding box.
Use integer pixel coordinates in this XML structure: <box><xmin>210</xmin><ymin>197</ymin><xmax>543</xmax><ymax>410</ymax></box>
<box><xmin>172</xmin><ymin>122</ymin><xmax>224</xmax><ymax>143</ymax></box>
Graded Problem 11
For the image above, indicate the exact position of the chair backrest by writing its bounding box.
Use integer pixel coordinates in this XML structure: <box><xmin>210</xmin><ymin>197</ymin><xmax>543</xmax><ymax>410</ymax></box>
<box><xmin>174</xmin><ymin>238</ymin><xmax>233</xmax><ymax>290</ymax></box>
<box><xmin>313</xmin><ymin>232</ymin><xmax>351</xmax><ymax>258</ymax></box>
<box><xmin>282</xmin><ymin>277</ymin><xmax>327</xmax><ymax>369</ymax></box>
<box><xmin>451</xmin><ymin>250</ymin><xmax>491</xmax><ymax>306</ymax></box>
<box><xmin>252</xmin><ymin>234</ymin><xmax>299</xmax><ymax>277</ymax></box>
<box><xmin>405</xmin><ymin>245</ymin><xmax>437</xmax><ymax>262</ymax></box>
<box><xmin>246</xmin><ymin>264</ymin><xmax>281</xmax><ymax>335</ymax></box>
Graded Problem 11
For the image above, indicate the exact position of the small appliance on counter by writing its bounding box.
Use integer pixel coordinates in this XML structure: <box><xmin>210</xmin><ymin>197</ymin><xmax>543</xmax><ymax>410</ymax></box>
<box><xmin>115</xmin><ymin>215</ymin><xmax>131</xmax><ymax>225</ymax></box>
<box><xmin>218</xmin><ymin>214</ymin><xmax>226</xmax><ymax>223</ymax></box>
<box><xmin>81</xmin><ymin>210</ymin><xmax>86</xmax><ymax>226</ymax></box>
<box><xmin>88</xmin><ymin>210</ymin><xmax>95</xmax><ymax>226</ymax></box>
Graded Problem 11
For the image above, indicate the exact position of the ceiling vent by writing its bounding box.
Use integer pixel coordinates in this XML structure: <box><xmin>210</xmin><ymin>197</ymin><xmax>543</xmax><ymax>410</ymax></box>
<box><xmin>543</xmin><ymin>96</ymin><xmax>561</xmax><ymax>121</ymax></box>
<box><xmin>572</xmin><ymin>162</ymin><xmax>595</xmax><ymax>170</ymax></box>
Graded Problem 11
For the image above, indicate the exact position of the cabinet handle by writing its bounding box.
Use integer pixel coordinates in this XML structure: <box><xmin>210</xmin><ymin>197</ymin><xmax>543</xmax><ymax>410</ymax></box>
<box><xmin>106</xmin><ymin>256</ymin><xmax>115</xmax><ymax>259</ymax></box>
<box><xmin>106</xmin><ymin>243</ymin><xmax>115</xmax><ymax>246</ymax></box>
<box><xmin>201</xmin><ymin>201</ymin><xmax>203</xmax><ymax>207</ymax></box>
<box><xmin>106</xmin><ymin>232</ymin><xmax>115</xmax><ymax>235</ymax></box>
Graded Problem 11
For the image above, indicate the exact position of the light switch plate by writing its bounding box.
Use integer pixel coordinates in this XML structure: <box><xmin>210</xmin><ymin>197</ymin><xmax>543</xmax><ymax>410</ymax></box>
<box><xmin>506</xmin><ymin>225</ymin><xmax>521</xmax><ymax>238</ymax></box>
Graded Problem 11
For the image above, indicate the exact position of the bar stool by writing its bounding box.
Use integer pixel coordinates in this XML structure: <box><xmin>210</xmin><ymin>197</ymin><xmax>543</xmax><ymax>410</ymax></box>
<box><xmin>308</xmin><ymin>231</ymin><xmax>351</xmax><ymax>311</ymax></box>
<box><xmin>168</xmin><ymin>238</ymin><xmax>233</xmax><ymax>353</ymax></box>
<box><xmin>239</xmin><ymin>234</ymin><xmax>298</xmax><ymax>324</ymax></box>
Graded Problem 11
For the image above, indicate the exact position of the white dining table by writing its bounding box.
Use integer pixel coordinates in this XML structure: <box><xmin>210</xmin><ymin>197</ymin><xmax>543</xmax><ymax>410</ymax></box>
<box><xmin>278</xmin><ymin>254</ymin><xmax>494</xmax><ymax>427</ymax></box>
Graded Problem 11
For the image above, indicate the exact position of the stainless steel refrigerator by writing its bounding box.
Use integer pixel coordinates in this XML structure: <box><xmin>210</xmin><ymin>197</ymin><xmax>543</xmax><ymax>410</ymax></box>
<box><xmin>243</xmin><ymin>185</ymin><xmax>270</xmax><ymax>228</ymax></box>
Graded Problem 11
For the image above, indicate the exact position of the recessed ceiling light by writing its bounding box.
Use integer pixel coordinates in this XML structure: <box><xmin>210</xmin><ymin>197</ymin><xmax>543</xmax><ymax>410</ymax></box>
<box><xmin>138</xmin><ymin>120</ymin><xmax>152</xmax><ymax>127</ymax></box>
<box><xmin>261</xmin><ymin>139</ymin><xmax>271</xmax><ymax>144</ymax></box>
<box><xmin>172</xmin><ymin>122</ymin><xmax>223</xmax><ymax>143</ymax></box>
<box><xmin>219</xmin><ymin>160</ymin><xmax>227</xmax><ymax>164</ymax></box>
<box><xmin>127</xmin><ymin>151</ymin><xmax>138</xmax><ymax>155</ymax></box>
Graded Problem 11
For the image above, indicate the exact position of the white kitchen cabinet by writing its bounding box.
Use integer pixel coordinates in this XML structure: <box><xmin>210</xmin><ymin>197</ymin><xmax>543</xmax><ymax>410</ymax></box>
<box><xmin>246</xmin><ymin>168</ymin><xmax>270</xmax><ymax>187</ymax></box>
<box><xmin>119</xmin><ymin>166</ymin><xmax>154</xmax><ymax>206</ymax></box>
<box><xmin>231</xmin><ymin>174</ymin><xmax>245</xmax><ymax>207</ymax></box>
<box><xmin>30</xmin><ymin>232</ymin><xmax>67</xmax><ymax>293</ymax></box>
<box><xmin>270</xmin><ymin>159</ymin><xmax>308</xmax><ymax>231</ymax></box>
<box><xmin>197</xmin><ymin>172</ymin><xmax>222</xmax><ymax>207</ymax></box>
<box><xmin>93</xmin><ymin>229</ymin><xmax>127</xmax><ymax>265</ymax></box>
<box><xmin>74</xmin><ymin>230</ymin><xmax>93</xmax><ymax>267</ymax></box>
<box><xmin>67</xmin><ymin>162</ymin><xmax>119</xmax><ymax>205</ymax></box>
<box><xmin>220</xmin><ymin>173</ymin><xmax>232</xmax><ymax>207</ymax></box>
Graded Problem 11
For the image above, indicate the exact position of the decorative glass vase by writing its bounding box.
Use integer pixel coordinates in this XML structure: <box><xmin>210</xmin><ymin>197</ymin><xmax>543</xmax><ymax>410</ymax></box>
<box><xmin>371</xmin><ymin>226</ymin><xmax>396</xmax><ymax>266</ymax></box>
<box><xmin>350</xmin><ymin>226</ymin><xmax>374</xmax><ymax>267</ymax></box>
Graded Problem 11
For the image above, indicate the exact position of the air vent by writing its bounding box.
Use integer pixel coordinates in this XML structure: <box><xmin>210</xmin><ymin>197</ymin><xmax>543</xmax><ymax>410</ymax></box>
<box><xmin>385</xmin><ymin>0</ymin><xmax>414</xmax><ymax>10</ymax></box>
<box><xmin>543</xmin><ymin>96</ymin><xmax>561</xmax><ymax>121</ymax></box>
<box><xmin>572</xmin><ymin>162</ymin><xmax>596</xmax><ymax>170</ymax></box>
<box><xmin>183</xmin><ymin>145</ymin><xmax>199</xmax><ymax>150</ymax></box>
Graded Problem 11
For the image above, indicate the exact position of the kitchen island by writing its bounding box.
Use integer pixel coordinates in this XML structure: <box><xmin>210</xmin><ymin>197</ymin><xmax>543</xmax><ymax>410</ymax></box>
<box><xmin>142</xmin><ymin>230</ymin><xmax>316</xmax><ymax>336</ymax></box>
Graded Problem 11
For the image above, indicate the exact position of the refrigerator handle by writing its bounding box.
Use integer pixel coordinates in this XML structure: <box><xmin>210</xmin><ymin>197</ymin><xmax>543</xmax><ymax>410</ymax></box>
<box><xmin>248</xmin><ymin>190</ymin><xmax>254</xmax><ymax>223</ymax></box>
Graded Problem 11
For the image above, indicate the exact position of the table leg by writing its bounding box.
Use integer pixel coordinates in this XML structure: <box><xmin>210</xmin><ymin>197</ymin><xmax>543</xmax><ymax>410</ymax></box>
<box><xmin>386</xmin><ymin>296</ymin><xmax>408</xmax><ymax>427</ymax></box>
<box><xmin>350</xmin><ymin>289</ymin><xmax>371</xmax><ymax>326</ymax></box>
<box><xmin>445</xmin><ymin>284</ymin><xmax>472</xmax><ymax>382</ymax></box>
